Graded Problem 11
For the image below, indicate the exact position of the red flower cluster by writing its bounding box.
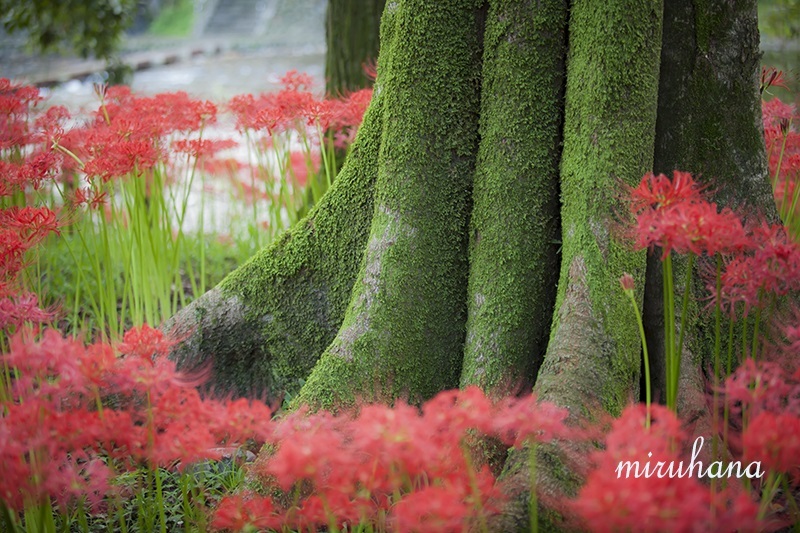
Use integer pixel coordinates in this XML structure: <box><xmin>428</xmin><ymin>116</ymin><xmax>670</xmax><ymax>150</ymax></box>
<box><xmin>0</xmin><ymin>78</ymin><xmax>42</xmax><ymax>150</ymax></box>
<box><xmin>228</xmin><ymin>70</ymin><xmax>371</xmax><ymax>140</ymax></box>
<box><xmin>724</xmin><ymin>358</ymin><xmax>800</xmax><ymax>484</ymax></box>
<box><xmin>626</xmin><ymin>170</ymin><xmax>800</xmax><ymax>315</ymax></box>
<box><xmin>627</xmin><ymin>171</ymin><xmax>748</xmax><ymax>258</ymax></box>
<box><xmin>0</xmin><ymin>326</ymin><xmax>274</xmax><ymax>511</ymax></box>
<box><xmin>763</xmin><ymin>96</ymin><xmax>800</xmax><ymax>221</ymax></box>
<box><xmin>212</xmin><ymin>388</ymin><xmax>571</xmax><ymax>532</ymax></box>
<box><xmin>0</xmin><ymin>206</ymin><xmax>60</xmax><ymax>330</ymax></box>
<box><xmin>573</xmin><ymin>404</ymin><xmax>761</xmax><ymax>532</ymax></box>
<box><xmin>714</xmin><ymin>223</ymin><xmax>800</xmax><ymax>315</ymax></box>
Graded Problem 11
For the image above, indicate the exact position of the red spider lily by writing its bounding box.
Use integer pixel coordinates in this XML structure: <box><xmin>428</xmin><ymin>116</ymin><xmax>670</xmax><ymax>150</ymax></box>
<box><xmin>490</xmin><ymin>393</ymin><xmax>573</xmax><ymax>447</ymax></box>
<box><xmin>391</xmin><ymin>485</ymin><xmax>472</xmax><ymax>532</ymax></box>
<box><xmin>33</xmin><ymin>105</ymin><xmax>71</xmax><ymax>146</ymax></box>
<box><xmin>711</xmin><ymin>223</ymin><xmax>800</xmax><ymax>314</ymax></box>
<box><xmin>634</xmin><ymin>199</ymin><xmax>749</xmax><ymax>258</ymax></box>
<box><xmin>0</xmin><ymin>291</ymin><xmax>54</xmax><ymax>330</ymax></box>
<box><xmin>0</xmin><ymin>151</ymin><xmax>62</xmax><ymax>194</ymax></box>
<box><xmin>100</xmin><ymin>91</ymin><xmax>217</xmax><ymax>137</ymax></box>
<box><xmin>0</xmin><ymin>206</ymin><xmax>61</xmax><ymax>242</ymax></box>
<box><xmin>724</xmin><ymin>358</ymin><xmax>800</xmax><ymax>419</ymax></box>
<box><xmin>229</xmin><ymin>74</ymin><xmax>317</xmax><ymax>134</ymax></box>
<box><xmin>212</xmin><ymin>493</ymin><xmax>282</xmax><ymax>532</ymax></box>
<box><xmin>171</xmin><ymin>138</ymin><xmax>238</xmax><ymax>159</ymax></box>
<box><xmin>348</xmin><ymin>400</ymin><xmax>443</xmax><ymax>489</ymax></box>
<box><xmin>116</xmin><ymin>323</ymin><xmax>175</xmax><ymax>360</ymax></box>
<box><xmin>0</xmin><ymin>79</ymin><xmax>42</xmax><ymax>150</ymax></box>
<box><xmin>233</xmin><ymin>387</ymin><xmax>566</xmax><ymax>531</ymax></box>
<box><xmin>0</xmin><ymin>79</ymin><xmax>41</xmax><ymax>115</ymax></box>
<box><xmin>265</xmin><ymin>409</ymin><xmax>354</xmax><ymax>491</ymax></box>
<box><xmin>70</xmin><ymin>187</ymin><xmax>107</xmax><ymax>209</ymax></box>
<box><xmin>82</xmin><ymin>137</ymin><xmax>160</xmax><ymax>182</ymax></box>
<box><xmin>721</xmin><ymin>359</ymin><xmax>800</xmax><ymax>519</ymax></box>
<box><xmin>333</xmin><ymin>87</ymin><xmax>373</xmax><ymax>129</ymax></box>
<box><xmin>303</xmin><ymin>98</ymin><xmax>335</xmax><ymax>129</ymax></box>
<box><xmin>0</xmin><ymin>228</ymin><xmax>29</xmax><ymax>279</ymax></box>
<box><xmin>743</xmin><ymin>411</ymin><xmax>800</xmax><ymax>476</ymax></box>
<box><xmin>626</xmin><ymin>171</ymin><xmax>751</xmax><ymax>259</ymax></box>
<box><xmin>761</xmin><ymin>67</ymin><xmax>789</xmax><ymax>95</ymax></box>
<box><xmin>573</xmin><ymin>404</ymin><xmax>762</xmax><ymax>532</ymax></box>
<box><xmin>628</xmin><ymin>170</ymin><xmax>705</xmax><ymax>213</ymax></box>
<box><xmin>280</xmin><ymin>70</ymin><xmax>314</xmax><ymax>92</ymax></box>
<box><xmin>0</xmin><ymin>328</ymin><xmax>278</xmax><ymax>511</ymax></box>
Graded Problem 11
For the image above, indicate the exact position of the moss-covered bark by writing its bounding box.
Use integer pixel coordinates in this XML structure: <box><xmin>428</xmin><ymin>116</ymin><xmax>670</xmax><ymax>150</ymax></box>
<box><xmin>460</xmin><ymin>0</ymin><xmax>566</xmax><ymax>395</ymax></box>
<box><xmin>498</xmin><ymin>0</ymin><xmax>664</xmax><ymax>528</ymax></box>
<box><xmin>165</xmin><ymin>46</ymin><xmax>390</xmax><ymax>402</ymax></box>
<box><xmin>325</xmin><ymin>0</ymin><xmax>386</xmax><ymax>96</ymax></box>
<box><xmin>294</xmin><ymin>0</ymin><xmax>484</xmax><ymax>410</ymax></box>
<box><xmin>538</xmin><ymin>0</ymin><xmax>663</xmax><ymax>429</ymax></box>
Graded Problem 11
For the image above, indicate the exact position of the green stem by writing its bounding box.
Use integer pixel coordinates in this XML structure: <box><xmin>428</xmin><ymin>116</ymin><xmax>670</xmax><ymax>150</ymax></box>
<box><xmin>624</xmin><ymin>287</ymin><xmax>651</xmax><ymax>426</ymax></box>
<box><xmin>781</xmin><ymin>475</ymin><xmax>800</xmax><ymax>532</ymax></box>
<box><xmin>663</xmin><ymin>252</ymin><xmax>677</xmax><ymax>410</ymax></box>
<box><xmin>758</xmin><ymin>472</ymin><xmax>781</xmax><ymax>520</ymax></box>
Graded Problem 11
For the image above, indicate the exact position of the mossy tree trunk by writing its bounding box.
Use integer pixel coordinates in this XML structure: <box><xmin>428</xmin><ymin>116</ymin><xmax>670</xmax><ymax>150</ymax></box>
<box><xmin>168</xmin><ymin>0</ymin><xmax>772</xmax><ymax>528</ymax></box>
<box><xmin>295</xmin><ymin>0</ymin><xmax>485</xmax><ymax>409</ymax></box>
<box><xmin>494</xmin><ymin>0</ymin><xmax>664</xmax><ymax>528</ymax></box>
<box><xmin>460</xmin><ymin>0</ymin><xmax>566</xmax><ymax>396</ymax></box>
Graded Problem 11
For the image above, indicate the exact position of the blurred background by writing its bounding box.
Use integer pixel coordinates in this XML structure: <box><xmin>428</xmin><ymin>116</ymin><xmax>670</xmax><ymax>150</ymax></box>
<box><xmin>1</xmin><ymin>0</ymin><xmax>796</xmax><ymax>109</ymax></box>
<box><xmin>0</xmin><ymin>0</ymin><xmax>328</xmax><ymax>108</ymax></box>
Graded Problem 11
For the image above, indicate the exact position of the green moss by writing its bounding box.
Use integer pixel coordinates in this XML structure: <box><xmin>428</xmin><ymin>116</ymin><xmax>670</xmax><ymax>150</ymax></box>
<box><xmin>460</xmin><ymin>0</ymin><xmax>567</xmax><ymax>394</ymax></box>
<box><xmin>295</xmin><ymin>0</ymin><xmax>484</xmax><ymax>410</ymax></box>
<box><xmin>493</xmin><ymin>442</ymin><xmax>584</xmax><ymax>532</ymax></box>
<box><xmin>534</xmin><ymin>0</ymin><xmax>663</xmax><ymax>416</ymax></box>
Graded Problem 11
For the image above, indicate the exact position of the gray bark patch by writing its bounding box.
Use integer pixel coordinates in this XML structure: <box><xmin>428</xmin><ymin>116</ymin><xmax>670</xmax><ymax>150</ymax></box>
<box><xmin>331</xmin><ymin>205</ymin><xmax>416</xmax><ymax>361</ymax></box>
<box><xmin>166</xmin><ymin>287</ymin><xmax>252</xmax><ymax>370</ymax></box>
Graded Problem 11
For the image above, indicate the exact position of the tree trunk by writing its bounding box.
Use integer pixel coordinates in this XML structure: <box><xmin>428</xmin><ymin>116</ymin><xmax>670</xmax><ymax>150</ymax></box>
<box><xmin>494</xmin><ymin>0</ymin><xmax>664</xmax><ymax>528</ymax></box>
<box><xmin>460</xmin><ymin>0</ymin><xmax>566</xmax><ymax>396</ymax></box>
<box><xmin>167</xmin><ymin>0</ymin><xmax>774</xmax><ymax>528</ymax></box>
<box><xmin>647</xmin><ymin>0</ymin><xmax>776</xmax><ymax>465</ymax></box>
<box><xmin>295</xmin><ymin>0</ymin><xmax>485</xmax><ymax>409</ymax></box>
<box><xmin>325</xmin><ymin>0</ymin><xmax>386</xmax><ymax>96</ymax></box>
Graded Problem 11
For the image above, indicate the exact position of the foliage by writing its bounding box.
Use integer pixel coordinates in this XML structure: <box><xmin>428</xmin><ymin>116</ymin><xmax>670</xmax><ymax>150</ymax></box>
<box><xmin>0</xmin><ymin>73</ymin><xmax>368</xmax><ymax>341</ymax></box>
<box><xmin>0</xmin><ymin>0</ymin><xmax>137</xmax><ymax>59</ymax></box>
<box><xmin>148</xmin><ymin>0</ymin><xmax>194</xmax><ymax>38</ymax></box>
<box><xmin>760</xmin><ymin>0</ymin><xmax>800</xmax><ymax>39</ymax></box>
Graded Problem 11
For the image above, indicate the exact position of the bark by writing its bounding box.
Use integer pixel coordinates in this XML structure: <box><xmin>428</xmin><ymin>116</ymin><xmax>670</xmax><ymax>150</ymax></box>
<box><xmin>496</xmin><ymin>0</ymin><xmax>664</xmax><ymax>529</ymax></box>
<box><xmin>325</xmin><ymin>0</ymin><xmax>386</xmax><ymax>96</ymax></box>
<box><xmin>294</xmin><ymin>0</ymin><xmax>485</xmax><ymax>410</ymax></box>
<box><xmin>646</xmin><ymin>0</ymin><xmax>776</xmax><ymax>448</ymax></box>
<box><xmin>460</xmin><ymin>0</ymin><xmax>566</xmax><ymax>395</ymax></box>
